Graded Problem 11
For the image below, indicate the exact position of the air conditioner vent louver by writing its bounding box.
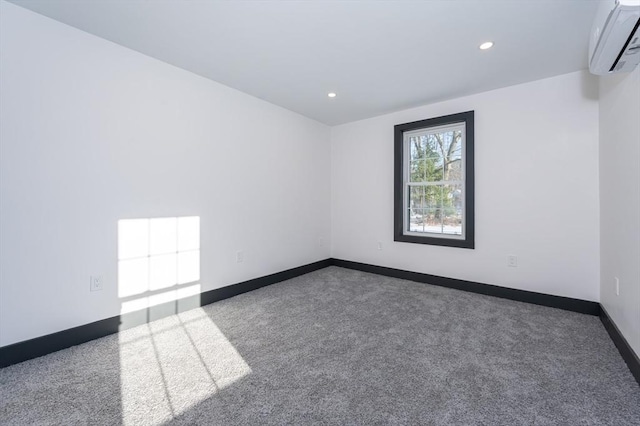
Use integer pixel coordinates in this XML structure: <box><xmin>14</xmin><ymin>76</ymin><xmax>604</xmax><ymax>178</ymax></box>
<box><xmin>614</xmin><ymin>60</ymin><xmax>627</xmax><ymax>71</ymax></box>
<box><xmin>589</xmin><ymin>0</ymin><xmax>640</xmax><ymax>75</ymax></box>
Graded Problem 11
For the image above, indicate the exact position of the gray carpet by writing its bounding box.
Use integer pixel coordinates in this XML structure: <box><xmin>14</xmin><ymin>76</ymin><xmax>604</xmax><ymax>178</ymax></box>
<box><xmin>1</xmin><ymin>266</ymin><xmax>639</xmax><ymax>425</ymax></box>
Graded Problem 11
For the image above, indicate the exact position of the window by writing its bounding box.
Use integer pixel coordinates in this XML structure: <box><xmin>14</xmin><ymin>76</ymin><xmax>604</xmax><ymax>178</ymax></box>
<box><xmin>394</xmin><ymin>111</ymin><xmax>474</xmax><ymax>248</ymax></box>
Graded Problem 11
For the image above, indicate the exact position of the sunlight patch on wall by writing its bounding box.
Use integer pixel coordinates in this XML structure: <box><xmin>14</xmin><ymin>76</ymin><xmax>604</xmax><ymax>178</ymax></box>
<box><xmin>118</xmin><ymin>308</ymin><xmax>252</xmax><ymax>425</ymax></box>
<box><xmin>118</xmin><ymin>216</ymin><xmax>200</xmax><ymax>314</ymax></box>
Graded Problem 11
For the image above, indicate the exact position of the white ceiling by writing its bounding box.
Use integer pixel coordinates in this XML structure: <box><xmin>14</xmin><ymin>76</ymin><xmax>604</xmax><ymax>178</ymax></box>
<box><xmin>8</xmin><ymin>0</ymin><xmax>600</xmax><ymax>125</ymax></box>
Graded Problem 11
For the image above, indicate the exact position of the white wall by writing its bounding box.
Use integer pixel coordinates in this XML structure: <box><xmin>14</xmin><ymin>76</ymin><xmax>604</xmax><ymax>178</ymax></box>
<box><xmin>0</xmin><ymin>2</ymin><xmax>331</xmax><ymax>346</ymax></box>
<box><xmin>331</xmin><ymin>71</ymin><xmax>600</xmax><ymax>301</ymax></box>
<box><xmin>599</xmin><ymin>67</ymin><xmax>640</xmax><ymax>356</ymax></box>
<box><xmin>0</xmin><ymin>2</ymin><xmax>616</xmax><ymax>350</ymax></box>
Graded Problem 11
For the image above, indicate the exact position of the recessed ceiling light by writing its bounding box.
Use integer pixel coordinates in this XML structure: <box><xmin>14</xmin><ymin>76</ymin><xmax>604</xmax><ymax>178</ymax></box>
<box><xmin>328</xmin><ymin>92</ymin><xmax>337</xmax><ymax>98</ymax></box>
<box><xmin>479</xmin><ymin>41</ymin><xmax>494</xmax><ymax>50</ymax></box>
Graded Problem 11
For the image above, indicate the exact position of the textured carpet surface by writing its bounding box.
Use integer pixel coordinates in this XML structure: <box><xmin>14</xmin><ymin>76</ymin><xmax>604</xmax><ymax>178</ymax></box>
<box><xmin>1</xmin><ymin>266</ymin><xmax>639</xmax><ymax>425</ymax></box>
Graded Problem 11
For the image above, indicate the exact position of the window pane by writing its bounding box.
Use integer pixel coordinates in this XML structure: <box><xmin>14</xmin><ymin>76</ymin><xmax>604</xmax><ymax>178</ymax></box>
<box><xmin>409</xmin><ymin>186</ymin><xmax>424</xmax><ymax>208</ymax></box>
<box><xmin>442</xmin><ymin>130</ymin><xmax>462</xmax><ymax>157</ymax></box>
<box><xmin>408</xmin><ymin>175</ymin><xmax>461</xmax><ymax>234</ymax></box>
<box><xmin>422</xmin><ymin>209</ymin><xmax>443</xmax><ymax>234</ymax></box>
<box><xmin>425</xmin><ymin>134</ymin><xmax>441</xmax><ymax>157</ymax></box>
<box><xmin>409</xmin><ymin>136</ymin><xmax>426</xmax><ymax>161</ymax></box>
<box><xmin>410</xmin><ymin>185</ymin><xmax>443</xmax><ymax>209</ymax></box>
<box><xmin>409</xmin><ymin>160</ymin><xmax>425</xmax><ymax>182</ymax></box>
<box><xmin>408</xmin><ymin>208</ymin><xmax>447</xmax><ymax>234</ymax></box>
<box><xmin>443</xmin><ymin>184</ymin><xmax>463</xmax><ymax>216</ymax></box>
<box><xmin>442</xmin><ymin>184</ymin><xmax>464</xmax><ymax>235</ymax></box>
<box><xmin>408</xmin><ymin>208</ymin><xmax>424</xmax><ymax>232</ymax></box>
<box><xmin>442</xmin><ymin>211</ymin><xmax>463</xmax><ymax>235</ymax></box>
<box><xmin>442</xmin><ymin>184</ymin><xmax>463</xmax><ymax>235</ymax></box>
<box><xmin>424</xmin><ymin>154</ymin><xmax>444</xmax><ymax>181</ymax></box>
<box><xmin>424</xmin><ymin>130</ymin><xmax>465</xmax><ymax>182</ymax></box>
<box><xmin>449</xmin><ymin>131</ymin><xmax>463</xmax><ymax>161</ymax></box>
<box><xmin>410</xmin><ymin>133</ymin><xmax>455</xmax><ymax>183</ymax></box>
<box><xmin>424</xmin><ymin>185</ymin><xmax>443</xmax><ymax>210</ymax></box>
<box><xmin>446</xmin><ymin>158</ymin><xmax>463</xmax><ymax>181</ymax></box>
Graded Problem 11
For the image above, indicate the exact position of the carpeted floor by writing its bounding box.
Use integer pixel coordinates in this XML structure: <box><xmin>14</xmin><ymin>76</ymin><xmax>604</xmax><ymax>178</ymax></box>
<box><xmin>1</xmin><ymin>266</ymin><xmax>639</xmax><ymax>425</ymax></box>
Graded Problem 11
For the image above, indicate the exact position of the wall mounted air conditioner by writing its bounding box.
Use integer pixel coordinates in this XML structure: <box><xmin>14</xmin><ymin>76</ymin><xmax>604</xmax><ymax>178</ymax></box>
<box><xmin>589</xmin><ymin>0</ymin><xmax>640</xmax><ymax>75</ymax></box>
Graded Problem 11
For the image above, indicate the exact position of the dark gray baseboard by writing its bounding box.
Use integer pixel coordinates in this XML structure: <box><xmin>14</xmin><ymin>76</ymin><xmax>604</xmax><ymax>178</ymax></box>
<box><xmin>332</xmin><ymin>258</ymin><xmax>600</xmax><ymax>315</ymax></box>
<box><xmin>0</xmin><ymin>259</ymin><xmax>331</xmax><ymax>368</ymax></box>
<box><xmin>599</xmin><ymin>306</ymin><xmax>640</xmax><ymax>386</ymax></box>
<box><xmin>2</xmin><ymin>257</ymin><xmax>638</xmax><ymax>388</ymax></box>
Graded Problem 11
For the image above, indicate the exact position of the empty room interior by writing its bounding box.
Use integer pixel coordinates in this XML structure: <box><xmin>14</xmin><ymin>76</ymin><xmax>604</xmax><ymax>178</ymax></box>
<box><xmin>1</xmin><ymin>0</ymin><xmax>639</xmax><ymax>424</ymax></box>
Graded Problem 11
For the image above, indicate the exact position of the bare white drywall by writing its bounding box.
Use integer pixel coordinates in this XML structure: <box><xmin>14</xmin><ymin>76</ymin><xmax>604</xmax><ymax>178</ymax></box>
<box><xmin>599</xmin><ymin>67</ymin><xmax>640</xmax><ymax>356</ymax></box>
<box><xmin>0</xmin><ymin>2</ymin><xmax>331</xmax><ymax>346</ymax></box>
<box><xmin>331</xmin><ymin>71</ymin><xmax>600</xmax><ymax>301</ymax></box>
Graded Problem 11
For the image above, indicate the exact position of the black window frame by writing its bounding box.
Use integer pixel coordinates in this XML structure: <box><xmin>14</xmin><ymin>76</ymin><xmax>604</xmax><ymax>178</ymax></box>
<box><xmin>393</xmin><ymin>110</ymin><xmax>475</xmax><ymax>249</ymax></box>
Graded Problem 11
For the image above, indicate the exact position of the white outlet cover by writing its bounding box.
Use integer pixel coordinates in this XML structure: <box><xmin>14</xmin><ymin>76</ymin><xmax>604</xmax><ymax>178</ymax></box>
<box><xmin>90</xmin><ymin>275</ymin><xmax>103</xmax><ymax>292</ymax></box>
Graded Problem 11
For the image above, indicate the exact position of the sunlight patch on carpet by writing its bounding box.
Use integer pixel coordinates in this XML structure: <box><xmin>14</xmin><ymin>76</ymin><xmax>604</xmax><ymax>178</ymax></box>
<box><xmin>118</xmin><ymin>308</ymin><xmax>251</xmax><ymax>425</ymax></box>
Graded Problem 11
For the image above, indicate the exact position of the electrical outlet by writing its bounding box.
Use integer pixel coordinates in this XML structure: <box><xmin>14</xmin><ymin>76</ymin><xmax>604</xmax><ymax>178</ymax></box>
<box><xmin>615</xmin><ymin>277</ymin><xmax>619</xmax><ymax>296</ymax></box>
<box><xmin>90</xmin><ymin>275</ymin><xmax>103</xmax><ymax>292</ymax></box>
<box><xmin>507</xmin><ymin>255</ymin><xmax>518</xmax><ymax>267</ymax></box>
<box><xmin>319</xmin><ymin>237</ymin><xmax>325</xmax><ymax>247</ymax></box>
<box><xmin>377</xmin><ymin>241</ymin><xmax>383</xmax><ymax>250</ymax></box>
<box><xmin>236</xmin><ymin>251</ymin><xmax>244</xmax><ymax>263</ymax></box>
